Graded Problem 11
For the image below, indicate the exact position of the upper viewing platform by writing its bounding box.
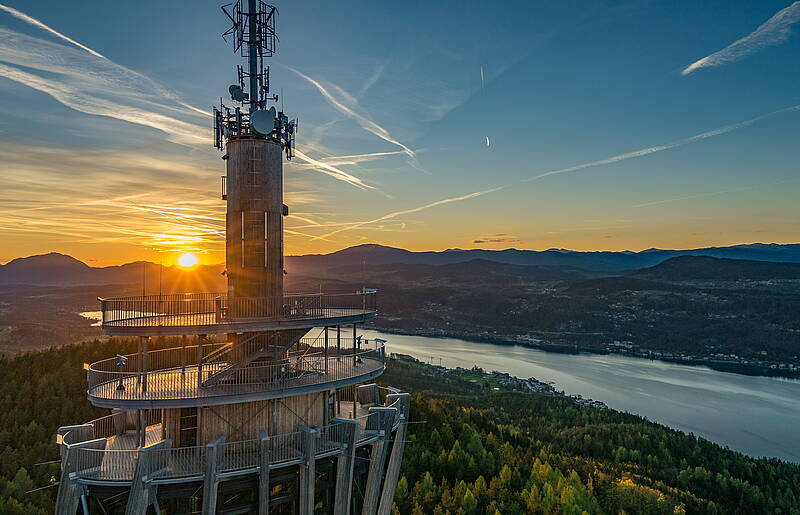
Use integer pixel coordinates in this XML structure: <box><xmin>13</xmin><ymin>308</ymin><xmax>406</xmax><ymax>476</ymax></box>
<box><xmin>98</xmin><ymin>291</ymin><xmax>377</xmax><ymax>337</ymax></box>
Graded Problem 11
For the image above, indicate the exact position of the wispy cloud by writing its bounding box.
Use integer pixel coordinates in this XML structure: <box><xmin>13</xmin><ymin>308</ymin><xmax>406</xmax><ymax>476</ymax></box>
<box><xmin>632</xmin><ymin>179</ymin><xmax>798</xmax><ymax>208</ymax></box>
<box><xmin>357</xmin><ymin>63</ymin><xmax>385</xmax><ymax>98</ymax></box>
<box><xmin>0</xmin><ymin>3</ymin><xmax>106</xmax><ymax>58</ymax></box>
<box><xmin>292</xmin><ymin>149</ymin><xmax>376</xmax><ymax>190</ymax></box>
<box><xmin>526</xmin><ymin>104</ymin><xmax>800</xmax><ymax>181</ymax></box>
<box><xmin>473</xmin><ymin>233</ymin><xmax>521</xmax><ymax>244</ymax></box>
<box><xmin>290</xmin><ymin>150</ymin><xmax>404</xmax><ymax>169</ymax></box>
<box><xmin>311</xmin><ymin>186</ymin><xmax>505</xmax><ymax>241</ymax></box>
<box><xmin>288</xmin><ymin>66</ymin><xmax>419</xmax><ymax>166</ymax></box>
<box><xmin>0</xmin><ymin>27</ymin><xmax>208</xmax><ymax>145</ymax></box>
<box><xmin>682</xmin><ymin>1</ymin><xmax>800</xmax><ymax>75</ymax></box>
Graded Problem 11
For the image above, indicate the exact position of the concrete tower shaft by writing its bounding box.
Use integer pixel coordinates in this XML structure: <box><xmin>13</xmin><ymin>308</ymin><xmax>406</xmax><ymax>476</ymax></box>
<box><xmin>225</xmin><ymin>137</ymin><xmax>285</xmax><ymax>305</ymax></box>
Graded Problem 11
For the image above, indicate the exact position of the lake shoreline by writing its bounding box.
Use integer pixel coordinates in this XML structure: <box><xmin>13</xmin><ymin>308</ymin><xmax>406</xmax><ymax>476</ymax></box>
<box><xmin>369</xmin><ymin>324</ymin><xmax>800</xmax><ymax>381</ymax></box>
<box><xmin>364</xmin><ymin>327</ymin><xmax>800</xmax><ymax>462</ymax></box>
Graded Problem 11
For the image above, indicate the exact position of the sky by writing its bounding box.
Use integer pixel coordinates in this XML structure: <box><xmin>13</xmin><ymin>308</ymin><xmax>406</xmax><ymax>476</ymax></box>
<box><xmin>0</xmin><ymin>0</ymin><xmax>799</xmax><ymax>266</ymax></box>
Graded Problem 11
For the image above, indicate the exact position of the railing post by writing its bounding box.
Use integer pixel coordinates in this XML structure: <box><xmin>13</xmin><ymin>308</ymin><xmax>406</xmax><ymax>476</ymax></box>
<box><xmin>142</xmin><ymin>337</ymin><xmax>148</xmax><ymax>394</ymax></box>
<box><xmin>324</xmin><ymin>327</ymin><xmax>329</xmax><ymax>374</ymax></box>
<box><xmin>197</xmin><ymin>335</ymin><xmax>205</xmax><ymax>390</ymax></box>
<box><xmin>352</xmin><ymin>323</ymin><xmax>357</xmax><ymax>368</ymax></box>
<box><xmin>137</xmin><ymin>337</ymin><xmax>143</xmax><ymax>386</ymax></box>
<box><xmin>181</xmin><ymin>335</ymin><xmax>187</xmax><ymax>376</ymax></box>
<box><xmin>336</xmin><ymin>325</ymin><xmax>341</xmax><ymax>362</ymax></box>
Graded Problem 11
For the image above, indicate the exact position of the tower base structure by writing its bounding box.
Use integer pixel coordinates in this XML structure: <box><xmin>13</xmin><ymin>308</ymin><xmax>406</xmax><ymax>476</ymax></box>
<box><xmin>57</xmin><ymin>369</ymin><xmax>409</xmax><ymax>514</ymax></box>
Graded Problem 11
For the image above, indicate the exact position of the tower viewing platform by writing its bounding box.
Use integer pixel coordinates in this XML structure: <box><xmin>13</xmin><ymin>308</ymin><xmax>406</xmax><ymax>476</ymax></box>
<box><xmin>57</xmin><ymin>385</ymin><xmax>407</xmax><ymax>485</ymax></box>
<box><xmin>98</xmin><ymin>290</ymin><xmax>377</xmax><ymax>336</ymax></box>
<box><xmin>86</xmin><ymin>337</ymin><xmax>386</xmax><ymax>409</ymax></box>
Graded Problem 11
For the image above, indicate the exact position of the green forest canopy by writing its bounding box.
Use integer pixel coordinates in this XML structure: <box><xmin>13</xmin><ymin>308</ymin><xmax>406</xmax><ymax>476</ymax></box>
<box><xmin>1</xmin><ymin>340</ymin><xmax>799</xmax><ymax>514</ymax></box>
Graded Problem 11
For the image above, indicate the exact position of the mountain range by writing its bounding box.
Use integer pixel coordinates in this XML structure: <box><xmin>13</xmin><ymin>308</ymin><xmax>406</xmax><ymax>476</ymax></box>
<box><xmin>2</xmin><ymin>242</ymin><xmax>800</xmax><ymax>286</ymax></box>
<box><xmin>287</xmin><ymin>243</ymin><xmax>800</xmax><ymax>274</ymax></box>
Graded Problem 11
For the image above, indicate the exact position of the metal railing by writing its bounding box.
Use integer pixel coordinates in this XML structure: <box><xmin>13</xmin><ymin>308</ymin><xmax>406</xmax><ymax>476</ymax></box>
<box><xmin>98</xmin><ymin>291</ymin><xmax>377</xmax><ymax>329</ymax></box>
<box><xmin>87</xmin><ymin>340</ymin><xmax>386</xmax><ymax>402</ymax></box>
<box><xmin>61</xmin><ymin>394</ymin><xmax>402</xmax><ymax>482</ymax></box>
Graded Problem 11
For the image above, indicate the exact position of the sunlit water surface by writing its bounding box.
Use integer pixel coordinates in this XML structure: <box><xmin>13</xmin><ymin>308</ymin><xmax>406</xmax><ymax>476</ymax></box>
<box><xmin>364</xmin><ymin>329</ymin><xmax>800</xmax><ymax>462</ymax></box>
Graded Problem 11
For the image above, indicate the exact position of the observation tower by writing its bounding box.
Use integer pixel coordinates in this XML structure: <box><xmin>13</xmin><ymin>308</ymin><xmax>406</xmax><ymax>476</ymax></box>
<box><xmin>54</xmin><ymin>2</ymin><xmax>409</xmax><ymax>513</ymax></box>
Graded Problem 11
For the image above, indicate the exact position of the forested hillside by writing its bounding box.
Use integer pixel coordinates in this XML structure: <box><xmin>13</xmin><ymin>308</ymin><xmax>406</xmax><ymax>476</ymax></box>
<box><xmin>381</xmin><ymin>358</ymin><xmax>800</xmax><ymax>514</ymax></box>
<box><xmin>1</xmin><ymin>341</ymin><xmax>799</xmax><ymax>513</ymax></box>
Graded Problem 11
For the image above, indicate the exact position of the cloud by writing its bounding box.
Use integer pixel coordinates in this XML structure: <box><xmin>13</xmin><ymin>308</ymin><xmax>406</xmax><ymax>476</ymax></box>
<box><xmin>0</xmin><ymin>15</ymin><xmax>375</xmax><ymax>191</ymax></box>
<box><xmin>292</xmin><ymin>149</ymin><xmax>376</xmax><ymax>190</ymax></box>
<box><xmin>682</xmin><ymin>1</ymin><xmax>800</xmax><ymax>75</ymax></box>
<box><xmin>289</xmin><ymin>150</ymin><xmax>404</xmax><ymax>169</ymax></box>
<box><xmin>0</xmin><ymin>27</ymin><xmax>208</xmax><ymax>145</ymax></box>
<box><xmin>527</xmin><ymin>104</ymin><xmax>800</xmax><ymax>181</ymax></box>
<box><xmin>0</xmin><ymin>3</ymin><xmax>106</xmax><ymax>58</ymax></box>
<box><xmin>357</xmin><ymin>63</ymin><xmax>385</xmax><ymax>98</ymax></box>
<box><xmin>310</xmin><ymin>186</ymin><xmax>505</xmax><ymax>241</ymax></box>
<box><xmin>473</xmin><ymin>233</ymin><xmax>521</xmax><ymax>244</ymax></box>
<box><xmin>288</xmin><ymin>66</ymin><xmax>419</xmax><ymax>166</ymax></box>
<box><xmin>0</xmin><ymin>142</ymin><xmax>228</xmax><ymax>251</ymax></box>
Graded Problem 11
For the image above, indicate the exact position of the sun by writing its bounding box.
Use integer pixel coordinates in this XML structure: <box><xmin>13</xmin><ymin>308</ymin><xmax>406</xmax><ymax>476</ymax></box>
<box><xmin>177</xmin><ymin>253</ymin><xmax>199</xmax><ymax>268</ymax></box>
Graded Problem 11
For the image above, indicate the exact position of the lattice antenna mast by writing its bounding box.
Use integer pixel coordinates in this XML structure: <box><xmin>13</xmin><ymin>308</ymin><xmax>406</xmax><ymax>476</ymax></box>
<box><xmin>214</xmin><ymin>0</ymin><xmax>296</xmax><ymax>158</ymax></box>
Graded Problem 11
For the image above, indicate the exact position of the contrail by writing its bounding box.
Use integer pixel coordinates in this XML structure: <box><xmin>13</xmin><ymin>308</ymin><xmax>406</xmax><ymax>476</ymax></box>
<box><xmin>178</xmin><ymin>101</ymin><xmax>213</xmax><ymax>118</ymax></box>
<box><xmin>289</xmin><ymin>150</ymin><xmax>404</xmax><ymax>169</ymax></box>
<box><xmin>0</xmin><ymin>28</ymin><xmax>208</xmax><ymax>145</ymax></box>
<box><xmin>292</xmin><ymin>149</ymin><xmax>375</xmax><ymax>190</ymax></box>
<box><xmin>289</xmin><ymin>66</ymin><xmax>419</xmax><ymax>164</ymax></box>
<box><xmin>682</xmin><ymin>1</ymin><xmax>800</xmax><ymax>75</ymax></box>
<box><xmin>527</xmin><ymin>104</ymin><xmax>800</xmax><ymax>181</ymax></box>
<box><xmin>311</xmin><ymin>186</ymin><xmax>505</xmax><ymax>241</ymax></box>
<box><xmin>632</xmin><ymin>179</ymin><xmax>797</xmax><ymax>208</ymax></box>
<box><xmin>633</xmin><ymin>189</ymin><xmax>733</xmax><ymax>208</ymax></box>
<box><xmin>0</xmin><ymin>3</ymin><xmax>106</xmax><ymax>58</ymax></box>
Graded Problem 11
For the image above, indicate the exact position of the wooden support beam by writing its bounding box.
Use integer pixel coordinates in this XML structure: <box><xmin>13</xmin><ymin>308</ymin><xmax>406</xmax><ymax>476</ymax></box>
<box><xmin>361</xmin><ymin>408</ymin><xmax>397</xmax><ymax>515</ymax></box>
<box><xmin>55</xmin><ymin>438</ymin><xmax>106</xmax><ymax>515</ymax></box>
<box><xmin>377</xmin><ymin>394</ymin><xmax>411</xmax><ymax>515</ymax></box>
<box><xmin>125</xmin><ymin>439</ymin><xmax>172</xmax><ymax>515</ymax></box>
<box><xmin>298</xmin><ymin>425</ymin><xmax>319</xmax><ymax>514</ymax></box>
<box><xmin>201</xmin><ymin>435</ymin><xmax>225</xmax><ymax>515</ymax></box>
<box><xmin>258</xmin><ymin>431</ymin><xmax>271</xmax><ymax>515</ymax></box>
<box><xmin>332</xmin><ymin>418</ymin><xmax>359</xmax><ymax>515</ymax></box>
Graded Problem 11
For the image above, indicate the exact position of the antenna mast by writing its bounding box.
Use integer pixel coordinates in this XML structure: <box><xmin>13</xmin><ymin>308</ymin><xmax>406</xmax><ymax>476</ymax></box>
<box><xmin>215</xmin><ymin>0</ymin><xmax>296</xmax><ymax>157</ymax></box>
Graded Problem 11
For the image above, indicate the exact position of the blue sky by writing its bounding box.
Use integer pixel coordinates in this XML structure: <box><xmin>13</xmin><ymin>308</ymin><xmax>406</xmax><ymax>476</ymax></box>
<box><xmin>0</xmin><ymin>0</ymin><xmax>798</xmax><ymax>265</ymax></box>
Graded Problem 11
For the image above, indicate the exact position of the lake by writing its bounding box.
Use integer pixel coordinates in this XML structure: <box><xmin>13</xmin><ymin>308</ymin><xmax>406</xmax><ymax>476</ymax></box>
<box><xmin>363</xmin><ymin>329</ymin><xmax>800</xmax><ymax>462</ymax></box>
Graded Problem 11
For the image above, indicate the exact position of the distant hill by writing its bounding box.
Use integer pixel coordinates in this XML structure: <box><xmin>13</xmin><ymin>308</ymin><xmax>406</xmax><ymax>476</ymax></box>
<box><xmin>0</xmin><ymin>252</ymin><xmax>226</xmax><ymax>290</ymax></box>
<box><xmin>286</xmin><ymin>243</ymin><xmax>800</xmax><ymax>274</ymax></box>
<box><xmin>323</xmin><ymin>259</ymin><xmax>589</xmax><ymax>284</ymax></box>
<box><xmin>632</xmin><ymin>255</ymin><xmax>800</xmax><ymax>282</ymax></box>
<box><xmin>563</xmin><ymin>276</ymin><xmax>691</xmax><ymax>295</ymax></box>
<box><xmin>4</xmin><ymin>243</ymin><xmax>800</xmax><ymax>286</ymax></box>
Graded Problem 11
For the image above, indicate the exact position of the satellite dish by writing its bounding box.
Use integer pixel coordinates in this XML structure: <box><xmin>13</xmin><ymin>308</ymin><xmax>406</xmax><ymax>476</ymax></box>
<box><xmin>229</xmin><ymin>84</ymin><xmax>245</xmax><ymax>102</ymax></box>
<box><xmin>250</xmin><ymin>107</ymin><xmax>276</xmax><ymax>136</ymax></box>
